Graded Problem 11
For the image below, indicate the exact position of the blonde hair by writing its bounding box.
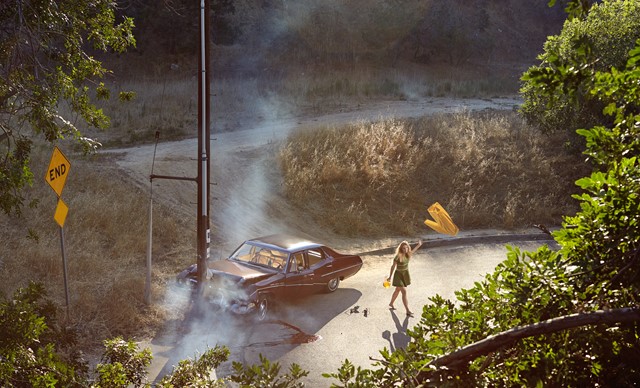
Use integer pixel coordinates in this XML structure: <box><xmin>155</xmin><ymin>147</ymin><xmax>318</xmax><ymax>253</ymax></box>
<box><xmin>395</xmin><ymin>240</ymin><xmax>411</xmax><ymax>261</ymax></box>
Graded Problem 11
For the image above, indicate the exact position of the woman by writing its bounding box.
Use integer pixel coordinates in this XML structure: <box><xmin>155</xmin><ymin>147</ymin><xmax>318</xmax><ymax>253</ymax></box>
<box><xmin>387</xmin><ymin>239</ymin><xmax>422</xmax><ymax>317</ymax></box>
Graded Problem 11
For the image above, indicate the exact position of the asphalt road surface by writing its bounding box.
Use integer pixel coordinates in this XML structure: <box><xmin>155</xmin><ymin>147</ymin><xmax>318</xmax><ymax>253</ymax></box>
<box><xmin>145</xmin><ymin>235</ymin><xmax>555</xmax><ymax>386</ymax></box>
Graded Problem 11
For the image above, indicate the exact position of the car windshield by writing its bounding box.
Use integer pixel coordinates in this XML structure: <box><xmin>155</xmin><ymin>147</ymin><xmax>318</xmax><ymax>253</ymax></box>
<box><xmin>229</xmin><ymin>242</ymin><xmax>289</xmax><ymax>271</ymax></box>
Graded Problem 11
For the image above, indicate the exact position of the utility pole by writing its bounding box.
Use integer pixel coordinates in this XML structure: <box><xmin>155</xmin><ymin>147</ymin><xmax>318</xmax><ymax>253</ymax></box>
<box><xmin>196</xmin><ymin>0</ymin><xmax>211</xmax><ymax>286</ymax></box>
<box><xmin>145</xmin><ymin>2</ymin><xmax>210</xmax><ymax>304</ymax></box>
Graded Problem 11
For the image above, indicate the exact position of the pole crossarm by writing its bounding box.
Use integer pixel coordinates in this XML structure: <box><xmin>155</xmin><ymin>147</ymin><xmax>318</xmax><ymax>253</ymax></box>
<box><xmin>150</xmin><ymin>174</ymin><xmax>198</xmax><ymax>182</ymax></box>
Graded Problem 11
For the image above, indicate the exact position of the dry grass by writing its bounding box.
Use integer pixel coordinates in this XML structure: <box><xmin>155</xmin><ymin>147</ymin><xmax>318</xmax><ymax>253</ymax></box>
<box><xmin>78</xmin><ymin>75</ymin><xmax>198</xmax><ymax>147</ymax></box>
<box><xmin>279</xmin><ymin>110</ymin><xmax>589</xmax><ymax>237</ymax></box>
<box><xmin>0</xmin><ymin>143</ymin><xmax>194</xmax><ymax>348</ymax></box>
<box><xmin>0</xmin><ymin>0</ymin><xmax>559</xmax><ymax>362</ymax></box>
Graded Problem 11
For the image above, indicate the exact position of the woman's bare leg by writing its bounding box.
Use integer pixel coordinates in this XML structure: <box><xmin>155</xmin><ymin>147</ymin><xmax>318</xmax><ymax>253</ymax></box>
<box><xmin>389</xmin><ymin>288</ymin><xmax>400</xmax><ymax>308</ymax></box>
<box><xmin>400</xmin><ymin>288</ymin><xmax>412</xmax><ymax>315</ymax></box>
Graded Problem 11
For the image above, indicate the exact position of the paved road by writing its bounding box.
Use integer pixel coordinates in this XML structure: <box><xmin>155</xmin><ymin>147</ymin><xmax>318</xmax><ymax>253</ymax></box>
<box><xmin>145</xmin><ymin>235</ymin><xmax>554</xmax><ymax>386</ymax></box>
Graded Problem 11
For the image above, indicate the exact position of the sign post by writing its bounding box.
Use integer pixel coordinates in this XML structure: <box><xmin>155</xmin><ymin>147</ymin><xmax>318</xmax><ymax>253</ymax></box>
<box><xmin>45</xmin><ymin>146</ymin><xmax>71</xmax><ymax>319</ymax></box>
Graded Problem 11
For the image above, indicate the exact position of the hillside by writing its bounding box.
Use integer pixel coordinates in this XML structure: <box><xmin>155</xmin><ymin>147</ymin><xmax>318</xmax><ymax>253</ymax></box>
<box><xmin>93</xmin><ymin>0</ymin><xmax>567</xmax><ymax>147</ymax></box>
<box><xmin>1</xmin><ymin>0</ymin><xmax>576</xmax><ymax>358</ymax></box>
<box><xmin>117</xmin><ymin>0</ymin><xmax>565</xmax><ymax>73</ymax></box>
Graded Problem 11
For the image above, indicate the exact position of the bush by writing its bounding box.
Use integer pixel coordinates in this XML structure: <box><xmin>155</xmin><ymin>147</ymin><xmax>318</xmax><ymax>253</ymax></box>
<box><xmin>520</xmin><ymin>0</ymin><xmax>640</xmax><ymax>134</ymax></box>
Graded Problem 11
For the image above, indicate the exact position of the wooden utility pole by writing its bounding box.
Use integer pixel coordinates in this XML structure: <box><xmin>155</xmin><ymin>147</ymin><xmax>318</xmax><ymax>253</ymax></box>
<box><xmin>196</xmin><ymin>0</ymin><xmax>211</xmax><ymax>286</ymax></box>
<box><xmin>145</xmin><ymin>2</ymin><xmax>210</xmax><ymax>303</ymax></box>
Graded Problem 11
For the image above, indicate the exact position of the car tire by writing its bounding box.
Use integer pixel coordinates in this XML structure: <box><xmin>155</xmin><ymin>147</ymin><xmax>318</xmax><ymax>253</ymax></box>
<box><xmin>256</xmin><ymin>297</ymin><xmax>269</xmax><ymax>321</ymax></box>
<box><xmin>326</xmin><ymin>277</ymin><xmax>340</xmax><ymax>293</ymax></box>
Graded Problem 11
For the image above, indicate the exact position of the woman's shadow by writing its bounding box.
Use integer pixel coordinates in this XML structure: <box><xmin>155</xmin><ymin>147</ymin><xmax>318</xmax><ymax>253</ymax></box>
<box><xmin>381</xmin><ymin>309</ymin><xmax>410</xmax><ymax>352</ymax></box>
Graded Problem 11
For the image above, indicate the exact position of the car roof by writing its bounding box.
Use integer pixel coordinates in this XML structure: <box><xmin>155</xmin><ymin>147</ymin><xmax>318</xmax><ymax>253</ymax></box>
<box><xmin>247</xmin><ymin>234</ymin><xmax>322</xmax><ymax>252</ymax></box>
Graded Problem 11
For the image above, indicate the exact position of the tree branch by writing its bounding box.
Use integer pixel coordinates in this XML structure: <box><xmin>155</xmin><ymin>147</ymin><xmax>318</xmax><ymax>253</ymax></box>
<box><xmin>423</xmin><ymin>307</ymin><xmax>640</xmax><ymax>373</ymax></box>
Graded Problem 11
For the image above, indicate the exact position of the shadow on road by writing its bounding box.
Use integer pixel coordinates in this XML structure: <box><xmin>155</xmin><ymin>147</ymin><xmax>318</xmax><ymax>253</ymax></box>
<box><xmin>234</xmin><ymin>288</ymin><xmax>362</xmax><ymax>370</ymax></box>
<box><xmin>382</xmin><ymin>309</ymin><xmax>410</xmax><ymax>352</ymax></box>
<box><xmin>149</xmin><ymin>287</ymin><xmax>362</xmax><ymax>383</ymax></box>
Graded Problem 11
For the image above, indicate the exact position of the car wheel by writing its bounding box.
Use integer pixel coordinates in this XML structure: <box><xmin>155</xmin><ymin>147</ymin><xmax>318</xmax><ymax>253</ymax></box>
<box><xmin>256</xmin><ymin>297</ymin><xmax>269</xmax><ymax>321</ymax></box>
<box><xmin>326</xmin><ymin>277</ymin><xmax>340</xmax><ymax>293</ymax></box>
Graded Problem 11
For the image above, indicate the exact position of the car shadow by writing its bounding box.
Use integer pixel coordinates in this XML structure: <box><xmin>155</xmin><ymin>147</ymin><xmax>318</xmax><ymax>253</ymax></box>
<box><xmin>150</xmin><ymin>287</ymin><xmax>362</xmax><ymax>383</ymax></box>
<box><xmin>230</xmin><ymin>288</ymin><xmax>363</xmax><ymax>367</ymax></box>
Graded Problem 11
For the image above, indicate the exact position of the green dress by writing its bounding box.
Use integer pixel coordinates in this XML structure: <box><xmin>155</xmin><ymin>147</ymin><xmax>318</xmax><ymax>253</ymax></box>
<box><xmin>392</xmin><ymin>255</ymin><xmax>411</xmax><ymax>287</ymax></box>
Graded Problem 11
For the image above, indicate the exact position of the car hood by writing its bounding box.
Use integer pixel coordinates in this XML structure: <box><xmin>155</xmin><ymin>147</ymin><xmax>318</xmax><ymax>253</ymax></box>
<box><xmin>207</xmin><ymin>259</ymin><xmax>273</xmax><ymax>280</ymax></box>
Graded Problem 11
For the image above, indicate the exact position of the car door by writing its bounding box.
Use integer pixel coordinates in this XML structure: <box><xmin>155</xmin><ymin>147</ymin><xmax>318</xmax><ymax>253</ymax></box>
<box><xmin>284</xmin><ymin>251</ymin><xmax>314</xmax><ymax>296</ymax></box>
<box><xmin>306</xmin><ymin>247</ymin><xmax>332</xmax><ymax>292</ymax></box>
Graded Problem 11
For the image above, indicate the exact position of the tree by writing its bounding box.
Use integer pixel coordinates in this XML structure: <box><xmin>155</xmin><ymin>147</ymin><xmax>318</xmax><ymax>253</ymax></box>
<box><xmin>0</xmin><ymin>0</ymin><xmax>135</xmax><ymax>216</ymax></box>
<box><xmin>4</xmin><ymin>1</ymin><xmax>640</xmax><ymax>386</ymax></box>
<box><xmin>0</xmin><ymin>282</ymin><xmax>233</xmax><ymax>387</ymax></box>
<box><xmin>520</xmin><ymin>0</ymin><xmax>640</xmax><ymax>135</ymax></box>
<box><xmin>1</xmin><ymin>282</ymin><xmax>86</xmax><ymax>387</ymax></box>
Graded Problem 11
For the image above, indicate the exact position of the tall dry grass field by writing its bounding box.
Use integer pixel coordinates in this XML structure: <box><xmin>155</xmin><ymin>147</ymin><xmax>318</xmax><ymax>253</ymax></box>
<box><xmin>0</xmin><ymin>143</ymin><xmax>194</xmax><ymax>348</ymax></box>
<box><xmin>279</xmin><ymin>110</ymin><xmax>589</xmax><ymax>237</ymax></box>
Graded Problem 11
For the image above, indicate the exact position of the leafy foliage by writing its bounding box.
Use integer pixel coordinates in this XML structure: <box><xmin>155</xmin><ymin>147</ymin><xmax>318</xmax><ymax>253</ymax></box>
<box><xmin>4</xmin><ymin>1</ymin><xmax>640</xmax><ymax>386</ymax></box>
<box><xmin>94</xmin><ymin>338</ymin><xmax>152</xmax><ymax>388</ymax></box>
<box><xmin>0</xmin><ymin>0</ymin><xmax>135</xmax><ymax>216</ymax></box>
<box><xmin>0</xmin><ymin>282</ymin><xmax>85</xmax><ymax>387</ymax></box>
<box><xmin>154</xmin><ymin>346</ymin><xmax>229</xmax><ymax>388</ymax></box>
<box><xmin>229</xmin><ymin>354</ymin><xmax>309</xmax><ymax>388</ymax></box>
<box><xmin>520</xmin><ymin>0</ymin><xmax>640</xmax><ymax>135</ymax></box>
<box><xmin>0</xmin><ymin>283</ymin><xmax>233</xmax><ymax>387</ymax></box>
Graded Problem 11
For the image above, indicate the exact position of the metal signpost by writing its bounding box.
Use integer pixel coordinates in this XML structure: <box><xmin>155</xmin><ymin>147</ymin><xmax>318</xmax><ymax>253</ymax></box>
<box><xmin>45</xmin><ymin>146</ymin><xmax>71</xmax><ymax>319</ymax></box>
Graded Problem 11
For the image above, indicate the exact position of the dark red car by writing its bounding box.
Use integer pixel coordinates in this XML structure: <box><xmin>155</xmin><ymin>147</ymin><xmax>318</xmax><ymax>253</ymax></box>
<box><xmin>176</xmin><ymin>234</ymin><xmax>363</xmax><ymax>320</ymax></box>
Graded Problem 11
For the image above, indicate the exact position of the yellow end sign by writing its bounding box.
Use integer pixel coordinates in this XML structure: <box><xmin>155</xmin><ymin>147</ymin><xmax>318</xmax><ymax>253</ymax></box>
<box><xmin>45</xmin><ymin>146</ymin><xmax>71</xmax><ymax>197</ymax></box>
<box><xmin>54</xmin><ymin>199</ymin><xmax>69</xmax><ymax>227</ymax></box>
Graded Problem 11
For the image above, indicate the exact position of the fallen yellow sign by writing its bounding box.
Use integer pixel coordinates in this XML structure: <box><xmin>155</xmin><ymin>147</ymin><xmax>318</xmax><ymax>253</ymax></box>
<box><xmin>424</xmin><ymin>202</ymin><xmax>459</xmax><ymax>236</ymax></box>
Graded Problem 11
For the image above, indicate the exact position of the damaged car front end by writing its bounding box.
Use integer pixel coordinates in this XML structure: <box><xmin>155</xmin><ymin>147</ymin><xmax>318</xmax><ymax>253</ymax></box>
<box><xmin>176</xmin><ymin>260</ymin><xmax>272</xmax><ymax>320</ymax></box>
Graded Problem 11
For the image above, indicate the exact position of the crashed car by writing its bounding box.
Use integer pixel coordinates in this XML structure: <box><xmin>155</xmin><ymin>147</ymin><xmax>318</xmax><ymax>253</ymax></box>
<box><xmin>176</xmin><ymin>234</ymin><xmax>363</xmax><ymax>321</ymax></box>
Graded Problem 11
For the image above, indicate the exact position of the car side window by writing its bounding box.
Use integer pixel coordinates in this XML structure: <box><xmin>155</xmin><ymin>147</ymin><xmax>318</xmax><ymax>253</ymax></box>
<box><xmin>306</xmin><ymin>248</ymin><xmax>324</xmax><ymax>268</ymax></box>
<box><xmin>288</xmin><ymin>254</ymin><xmax>297</xmax><ymax>273</ymax></box>
<box><xmin>289</xmin><ymin>252</ymin><xmax>305</xmax><ymax>273</ymax></box>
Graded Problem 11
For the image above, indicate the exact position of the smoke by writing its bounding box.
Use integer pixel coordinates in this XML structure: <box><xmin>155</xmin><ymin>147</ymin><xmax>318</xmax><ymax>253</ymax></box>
<box><xmin>211</xmin><ymin>91</ymin><xmax>303</xmax><ymax>247</ymax></box>
<box><xmin>152</xmin><ymin>278</ymin><xmax>257</xmax><ymax>382</ymax></box>
<box><xmin>213</xmin><ymin>142</ymin><xmax>278</xmax><ymax>245</ymax></box>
